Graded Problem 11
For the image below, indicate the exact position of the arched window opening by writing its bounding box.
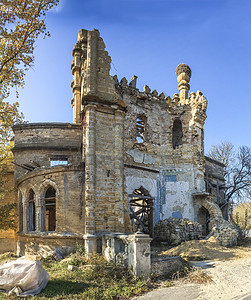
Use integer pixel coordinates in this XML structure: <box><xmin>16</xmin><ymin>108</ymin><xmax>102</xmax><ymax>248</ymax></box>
<box><xmin>172</xmin><ymin>118</ymin><xmax>183</xmax><ymax>149</ymax></box>
<box><xmin>28</xmin><ymin>189</ymin><xmax>36</xmax><ymax>231</ymax></box>
<box><xmin>128</xmin><ymin>186</ymin><xmax>154</xmax><ymax>237</ymax></box>
<box><xmin>136</xmin><ymin>115</ymin><xmax>146</xmax><ymax>143</ymax></box>
<box><xmin>197</xmin><ymin>206</ymin><xmax>210</xmax><ymax>236</ymax></box>
<box><xmin>44</xmin><ymin>187</ymin><xmax>56</xmax><ymax>231</ymax></box>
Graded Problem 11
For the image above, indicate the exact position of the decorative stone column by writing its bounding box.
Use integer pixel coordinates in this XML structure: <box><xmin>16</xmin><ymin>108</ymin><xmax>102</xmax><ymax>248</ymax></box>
<box><xmin>84</xmin><ymin>104</ymin><xmax>97</xmax><ymax>234</ymax></box>
<box><xmin>23</xmin><ymin>202</ymin><xmax>28</xmax><ymax>233</ymax></box>
<box><xmin>128</xmin><ymin>232</ymin><xmax>152</xmax><ymax>278</ymax></box>
<box><xmin>176</xmin><ymin>63</ymin><xmax>191</xmax><ymax>105</ymax></box>
<box><xmin>36</xmin><ymin>197</ymin><xmax>44</xmax><ymax>232</ymax></box>
<box><xmin>83</xmin><ymin>233</ymin><xmax>98</xmax><ymax>256</ymax></box>
<box><xmin>71</xmin><ymin>42</ymin><xmax>82</xmax><ymax>124</ymax></box>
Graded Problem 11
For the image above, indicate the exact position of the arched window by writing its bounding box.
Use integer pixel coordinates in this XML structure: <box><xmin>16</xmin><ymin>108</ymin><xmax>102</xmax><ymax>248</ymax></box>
<box><xmin>44</xmin><ymin>187</ymin><xmax>56</xmax><ymax>231</ymax></box>
<box><xmin>136</xmin><ymin>115</ymin><xmax>146</xmax><ymax>143</ymax></box>
<box><xmin>172</xmin><ymin>118</ymin><xmax>183</xmax><ymax>149</ymax></box>
<box><xmin>28</xmin><ymin>189</ymin><xmax>36</xmax><ymax>231</ymax></box>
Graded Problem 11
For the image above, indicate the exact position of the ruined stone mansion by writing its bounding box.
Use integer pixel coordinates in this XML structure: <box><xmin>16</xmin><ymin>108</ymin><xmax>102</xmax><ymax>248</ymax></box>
<box><xmin>2</xmin><ymin>29</ymin><xmax>229</xmax><ymax>255</ymax></box>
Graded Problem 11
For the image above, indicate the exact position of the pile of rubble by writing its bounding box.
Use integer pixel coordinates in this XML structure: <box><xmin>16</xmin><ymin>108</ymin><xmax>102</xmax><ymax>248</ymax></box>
<box><xmin>206</xmin><ymin>221</ymin><xmax>239</xmax><ymax>247</ymax></box>
<box><xmin>154</xmin><ymin>218</ymin><xmax>202</xmax><ymax>246</ymax></box>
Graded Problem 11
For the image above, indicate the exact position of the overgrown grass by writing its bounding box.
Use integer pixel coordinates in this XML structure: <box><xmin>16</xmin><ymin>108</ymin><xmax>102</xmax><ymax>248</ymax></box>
<box><xmin>172</xmin><ymin>266</ymin><xmax>212</xmax><ymax>284</ymax></box>
<box><xmin>0</xmin><ymin>252</ymin><xmax>18</xmax><ymax>263</ymax></box>
<box><xmin>0</xmin><ymin>248</ymin><xmax>212</xmax><ymax>299</ymax></box>
<box><xmin>0</xmin><ymin>248</ymin><xmax>151</xmax><ymax>300</ymax></box>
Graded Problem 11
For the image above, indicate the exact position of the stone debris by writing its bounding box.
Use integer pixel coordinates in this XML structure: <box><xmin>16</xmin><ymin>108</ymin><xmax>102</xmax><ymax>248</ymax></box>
<box><xmin>154</xmin><ymin>218</ymin><xmax>202</xmax><ymax>246</ymax></box>
<box><xmin>206</xmin><ymin>221</ymin><xmax>239</xmax><ymax>247</ymax></box>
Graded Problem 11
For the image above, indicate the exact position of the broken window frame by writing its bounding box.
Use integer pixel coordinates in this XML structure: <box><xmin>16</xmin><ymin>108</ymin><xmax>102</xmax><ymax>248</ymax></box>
<box><xmin>44</xmin><ymin>187</ymin><xmax>56</xmax><ymax>232</ymax></box>
<box><xmin>50</xmin><ymin>157</ymin><xmax>68</xmax><ymax>167</ymax></box>
<box><xmin>128</xmin><ymin>186</ymin><xmax>154</xmax><ymax>237</ymax></box>
<box><xmin>28</xmin><ymin>189</ymin><xmax>36</xmax><ymax>231</ymax></box>
<box><xmin>136</xmin><ymin>115</ymin><xmax>146</xmax><ymax>144</ymax></box>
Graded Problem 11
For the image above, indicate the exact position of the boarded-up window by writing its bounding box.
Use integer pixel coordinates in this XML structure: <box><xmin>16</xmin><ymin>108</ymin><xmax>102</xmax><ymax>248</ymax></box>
<box><xmin>44</xmin><ymin>187</ymin><xmax>56</xmax><ymax>231</ymax></box>
<box><xmin>172</xmin><ymin>118</ymin><xmax>183</xmax><ymax>149</ymax></box>
<box><xmin>28</xmin><ymin>189</ymin><xmax>36</xmax><ymax>231</ymax></box>
<box><xmin>136</xmin><ymin>115</ymin><xmax>146</xmax><ymax>143</ymax></box>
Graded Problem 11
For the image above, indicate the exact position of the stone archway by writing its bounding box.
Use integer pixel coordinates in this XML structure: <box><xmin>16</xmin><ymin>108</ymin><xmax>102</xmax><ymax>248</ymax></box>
<box><xmin>198</xmin><ymin>206</ymin><xmax>210</xmax><ymax>235</ymax></box>
<box><xmin>201</xmin><ymin>197</ymin><xmax>223</xmax><ymax>227</ymax></box>
<box><xmin>193</xmin><ymin>193</ymin><xmax>223</xmax><ymax>231</ymax></box>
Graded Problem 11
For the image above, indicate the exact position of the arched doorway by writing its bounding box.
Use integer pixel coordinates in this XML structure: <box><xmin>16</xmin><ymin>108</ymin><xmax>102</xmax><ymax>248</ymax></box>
<box><xmin>198</xmin><ymin>206</ymin><xmax>210</xmax><ymax>236</ymax></box>
<box><xmin>128</xmin><ymin>186</ymin><xmax>154</xmax><ymax>237</ymax></box>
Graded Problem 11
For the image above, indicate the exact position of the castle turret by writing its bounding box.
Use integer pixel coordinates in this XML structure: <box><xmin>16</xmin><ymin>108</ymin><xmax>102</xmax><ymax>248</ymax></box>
<box><xmin>176</xmin><ymin>63</ymin><xmax>191</xmax><ymax>105</ymax></box>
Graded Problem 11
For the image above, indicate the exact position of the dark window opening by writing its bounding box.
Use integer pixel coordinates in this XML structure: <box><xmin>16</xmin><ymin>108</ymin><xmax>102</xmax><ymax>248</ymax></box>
<box><xmin>44</xmin><ymin>187</ymin><xmax>56</xmax><ymax>231</ymax></box>
<box><xmin>28</xmin><ymin>189</ymin><xmax>36</xmax><ymax>231</ymax></box>
<box><xmin>198</xmin><ymin>207</ymin><xmax>210</xmax><ymax>236</ymax></box>
<box><xmin>136</xmin><ymin>115</ymin><xmax>146</xmax><ymax>143</ymax></box>
<box><xmin>172</xmin><ymin>118</ymin><xmax>183</xmax><ymax>149</ymax></box>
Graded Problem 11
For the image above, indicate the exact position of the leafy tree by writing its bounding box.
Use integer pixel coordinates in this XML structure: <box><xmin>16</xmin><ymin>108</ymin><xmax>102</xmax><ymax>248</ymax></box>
<box><xmin>0</xmin><ymin>0</ymin><xmax>59</xmax><ymax>230</ymax></box>
<box><xmin>0</xmin><ymin>0</ymin><xmax>59</xmax><ymax>100</ymax></box>
<box><xmin>208</xmin><ymin>141</ymin><xmax>251</xmax><ymax>204</ymax></box>
<box><xmin>0</xmin><ymin>100</ymin><xmax>24</xmax><ymax>230</ymax></box>
<box><xmin>232</xmin><ymin>202</ymin><xmax>251</xmax><ymax>231</ymax></box>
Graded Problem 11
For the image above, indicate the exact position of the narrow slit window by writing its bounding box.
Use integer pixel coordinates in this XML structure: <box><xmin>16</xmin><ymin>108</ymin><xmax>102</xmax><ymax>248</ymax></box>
<box><xmin>28</xmin><ymin>189</ymin><xmax>36</xmax><ymax>231</ymax></box>
<box><xmin>136</xmin><ymin>115</ymin><xmax>146</xmax><ymax>143</ymax></box>
<box><xmin>172</xmin><ymin>118</ymin><xmax>183</xmax><ymax>149</ymax></box>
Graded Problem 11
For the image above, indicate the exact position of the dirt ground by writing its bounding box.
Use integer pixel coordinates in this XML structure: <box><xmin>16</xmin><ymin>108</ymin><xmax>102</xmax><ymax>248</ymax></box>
<box><xmin>160</xmin><ymin>237</ymin><xmax>251</xmax><ymax>261</ymax></box>
<box><xmin>135</xmin><ymin>238</ymin><xmax>251</xmax><ymax>300</ymax></box>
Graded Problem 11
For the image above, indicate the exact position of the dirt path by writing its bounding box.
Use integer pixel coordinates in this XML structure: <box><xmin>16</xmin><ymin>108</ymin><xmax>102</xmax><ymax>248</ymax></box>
<box><xmin>135</xmin><ymin>257</ymin><xmax>251</xmax><ymax>300</ymax></box>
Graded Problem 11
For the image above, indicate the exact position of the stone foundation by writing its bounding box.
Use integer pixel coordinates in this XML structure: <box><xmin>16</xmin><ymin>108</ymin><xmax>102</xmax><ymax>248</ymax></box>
<box><xmin>17</xmin><ymin>233</ymin><xmax>83</xmax><ymax>257</ymax></box>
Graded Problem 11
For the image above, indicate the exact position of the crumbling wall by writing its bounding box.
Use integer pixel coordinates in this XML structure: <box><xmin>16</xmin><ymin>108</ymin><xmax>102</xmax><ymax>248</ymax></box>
<box><xmin>13</xmin><ymin>123</ymin><xmax>82</xmax><ymax>180</ymax></box>
<box><xmin>154</xmin><ymin>218</ymin><xmax>202</xmax><ymax>246</ymax></box>
<box><xmin>207</xmin><ymin>221</ymin><xmax>239</xmax><ymax>247</ymax></box>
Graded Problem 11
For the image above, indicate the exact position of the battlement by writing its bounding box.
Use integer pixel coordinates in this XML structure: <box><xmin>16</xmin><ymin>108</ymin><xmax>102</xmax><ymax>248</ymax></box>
<box><xmin>71</xmin><ymin>29</ymin><xmax>208</xmax><ymax>126</ymax></box>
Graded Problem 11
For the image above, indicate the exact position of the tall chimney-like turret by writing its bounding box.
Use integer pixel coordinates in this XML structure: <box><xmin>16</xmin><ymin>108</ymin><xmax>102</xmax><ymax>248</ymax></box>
<box><xmin>176</xmin><ymin>64</ymin><xmax>191</xmax><ymax>105</ymax></box>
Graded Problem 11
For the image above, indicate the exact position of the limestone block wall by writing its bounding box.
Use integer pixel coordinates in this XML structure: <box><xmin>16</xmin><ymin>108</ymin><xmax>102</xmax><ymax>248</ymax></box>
<box><xmin>83</xmin><ymin>104</ymin><xmax>130</xmax><ymax>235</ymax></box>
<box><xmin>120</xmin><ymin>79</ymin><xmax>207</xmax><ymax>225</ymax></box>
<box><xmin>13</xmin><ymin>123</ymin><xmax>82</xmax><ymax>180</ymax></box>
<box><xmin>17</xmin><ymin>166</ymin><xmax>85</xmax><ymax>235</ymax></box>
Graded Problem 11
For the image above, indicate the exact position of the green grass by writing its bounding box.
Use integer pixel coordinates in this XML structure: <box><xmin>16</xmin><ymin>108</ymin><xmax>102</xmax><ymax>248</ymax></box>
<box><xmin>0</xmin><ymin>251</ymin><xmax>151</xmax><ymax>300</ymax></box>
<box><xmin>0</xmin><ymin>248</ymin><xmax>211</xmax><ymax>299</ymax></box>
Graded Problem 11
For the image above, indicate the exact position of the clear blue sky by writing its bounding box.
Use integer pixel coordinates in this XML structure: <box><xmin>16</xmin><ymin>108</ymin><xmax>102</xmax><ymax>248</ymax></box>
<box><xmin>8</xmin><ymin>0</ymin><xmax>251</xmax><ymax>153</ymax></box>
